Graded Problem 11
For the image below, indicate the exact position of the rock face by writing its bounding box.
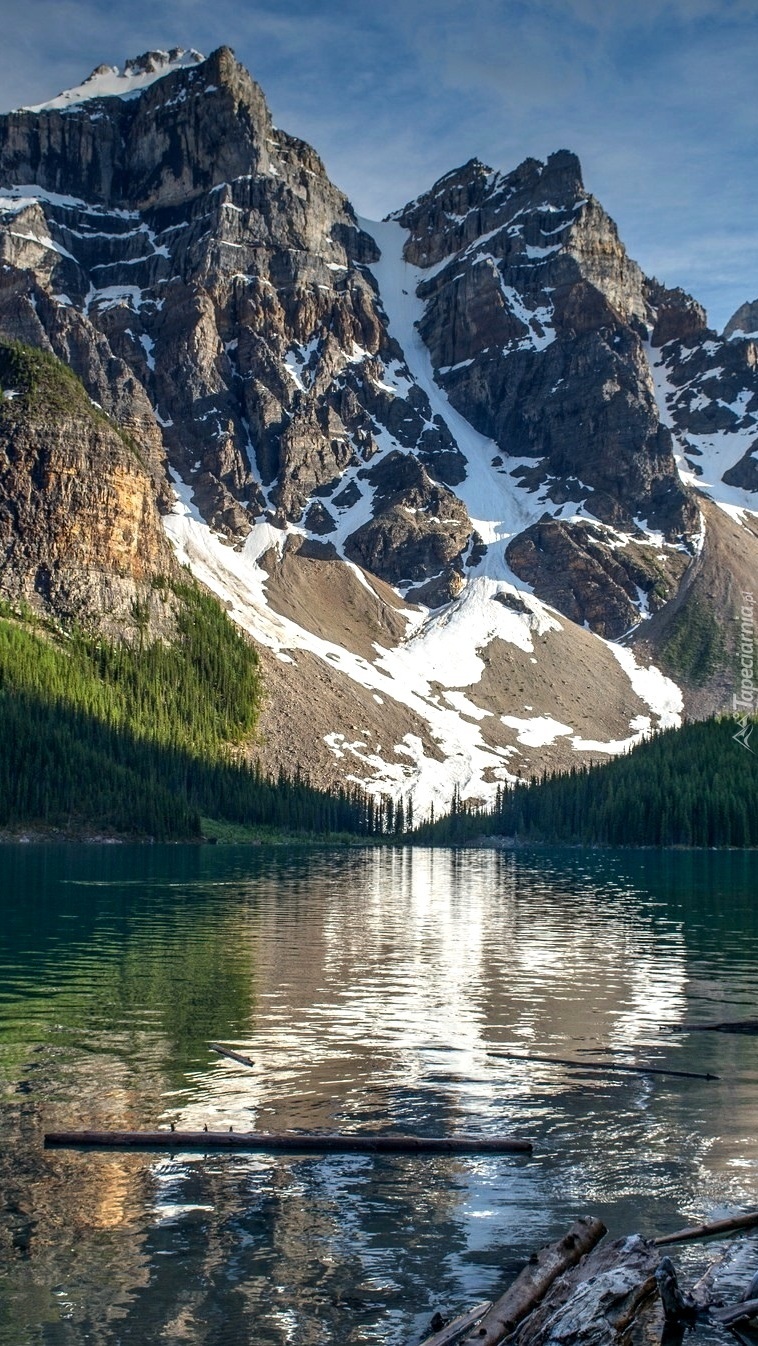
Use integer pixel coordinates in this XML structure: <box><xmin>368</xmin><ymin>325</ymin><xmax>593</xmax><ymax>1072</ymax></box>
<box><xmin>398</xmin><ymin>153</ymin><xmax>697</xmax><ymax>541</ymax></box>
<box><xmin>0</xmin><ymin>47</ymin><xmax>756</xmax><ymax>811</ymax></box>
<box><xmin>724</xmin><ymin>299</ymin><xmax>758</xmax><ymax>340</ymax></box>
<box><xmin>0</xmin><ymin>342</ymin><xmax>175</xmax><ymax>636</ymax></box>
<box><xmin>343</xmin><ymin>452</ymin><xmax>471</xmax><ymax>605</ymax></box>
<box><xmin>646</xmin><ymin>280</ymin><xmax>708</xmax><ymax>347</ymax></box>
<box><xmin>505</xmin><ymin>519</ymin><xmax>689</xmax><ymax>640</ymax></box>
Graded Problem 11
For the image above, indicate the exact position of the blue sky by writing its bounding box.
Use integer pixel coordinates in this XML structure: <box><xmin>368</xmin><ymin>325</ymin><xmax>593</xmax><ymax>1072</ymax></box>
<box><xmin>1</xmin><ymin>0</ymin><xmax>756</xmax><ymax>330</ymax></box>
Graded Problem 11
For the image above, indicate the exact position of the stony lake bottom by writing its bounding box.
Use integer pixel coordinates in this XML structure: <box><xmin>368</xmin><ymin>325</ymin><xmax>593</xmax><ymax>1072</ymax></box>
<box><xmin>1</xmin><ymin>842</ymin><xmax>758</xmax><ymax>1345</ymax></box>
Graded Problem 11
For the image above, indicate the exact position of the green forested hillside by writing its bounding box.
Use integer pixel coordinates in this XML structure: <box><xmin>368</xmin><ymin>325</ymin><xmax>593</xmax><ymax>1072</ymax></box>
<box><xmin>0</xmin><ymin>586</ymin><xmax>376</xmax><ymax>840</ymax></box>
<box><xmin>0</xmin><ymin>582</ymin><xmax>261</xmax><ymax>753</ymax></box>
<box><xmin>414</xmin><ymin>717</ymin><xmax>758</xmax><ymax>848</ymax></box>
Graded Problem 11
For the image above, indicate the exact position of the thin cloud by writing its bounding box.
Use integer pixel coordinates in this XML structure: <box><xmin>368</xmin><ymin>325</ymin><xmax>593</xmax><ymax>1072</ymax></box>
<box><xmin>0</xmin><ymin>0</ymin><xmax>755</xmax><ymax>327</ymax></box>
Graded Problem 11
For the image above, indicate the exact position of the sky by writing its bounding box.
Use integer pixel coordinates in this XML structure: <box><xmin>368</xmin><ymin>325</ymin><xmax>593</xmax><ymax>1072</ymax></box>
<box><xmin>0</xmin><ymin>0</ymin><xmax>756</xmax><ymax>331</ymax></box>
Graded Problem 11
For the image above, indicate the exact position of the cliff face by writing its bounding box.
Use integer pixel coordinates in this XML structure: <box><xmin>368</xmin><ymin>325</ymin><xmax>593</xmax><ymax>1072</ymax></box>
<box><xmin>0</xmin><ymin>47</ymin><xmax>756</xmax><ymax>812</ymax></box>
<box><xmin>0</xmin><ymin>342</ymin><xmax>175</xmax><ymax>636</ymax></box>
<box><xmin>1</xmin><ymin>48</ymin><xmax>272</xmax><ymax>210</ymax></box>
<box><xmin>398</xmin><ymin>153</ymin><xmax>698</xmax><ymax>554</ymax></box>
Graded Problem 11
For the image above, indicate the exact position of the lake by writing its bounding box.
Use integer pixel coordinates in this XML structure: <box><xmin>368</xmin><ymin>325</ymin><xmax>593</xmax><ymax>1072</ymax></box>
<box><xmin>1</xmin><ymin>843</ymin><xmax>758</xmax><ymax>1345</ymax></box>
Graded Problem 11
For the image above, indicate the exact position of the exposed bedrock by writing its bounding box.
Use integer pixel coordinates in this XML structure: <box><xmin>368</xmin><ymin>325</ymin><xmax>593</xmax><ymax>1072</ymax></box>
<box><xmin>344</xmin><ymin>451</ymin><xmax>472</xmax><ymax>606</ymax></box>
<box><xmin>506</xmin><ymin>518</ymin><xmax>691</xmax><ymax>639</ymax></box>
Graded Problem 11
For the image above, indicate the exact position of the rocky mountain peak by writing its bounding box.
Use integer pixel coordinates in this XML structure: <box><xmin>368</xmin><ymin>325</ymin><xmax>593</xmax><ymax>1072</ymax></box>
<box><xmin>396</xmin><ymin>149</ymin><xmax>586</xmax><ymax>269</ymax></box>
<box><xmin>123</xmin><ymin>49</ymin><xmax>203</xmax><ymax>78</ymax></box>
<box><xmin>539</xmin><ymin>147</ymin><xmax>584</xmax><ymax>195</ymax></box>
<box><xmin>725</xmin><ymin>299</ymin><xmax>758</xmax><ymax>340</ymax></box>
<box><xmin>392</xmin><ymin>145</ymin><xmax>704</xmax><ymax>584</ymax></box>
<box><xmin>645</xmin><ymin>279</ymin><xmax>709</xmax><ymax>347</ymax></box>
<box><xmin>20</xmin><ymin>48</ymin><xmax>205</xmax><ymax>114</ymax></box>
<box><xmin>0</xmin><ymin>47</ymin><xmax>385</xmax><ymax>540</ymax></box>
<box><xmin>2</xmin><ymin>46</ymin><xmax>282</xmax><ymax>210</ymax></box>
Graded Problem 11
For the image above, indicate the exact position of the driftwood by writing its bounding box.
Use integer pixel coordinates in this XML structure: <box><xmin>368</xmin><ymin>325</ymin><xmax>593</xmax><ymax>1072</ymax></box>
<box><xmin>670</xmin><ymin>1019</ymin><xmax>758</xmax><ymax>1035</ymax></box>
<box><xmin>419</xmin><ymin>1222</ymin><xmax>758</xmax><ymax>1346</ymax></box>
<box><xmin>209</xmin><ymin>1043</ymin><xmax>255</xmax><ymax>1068</ymax></box>
<box><xmin>712</xmin><ymin>1298</ymin><xmax>758</xmax><ymax>1327</ymax></box>
<box><xmin>654</xmin><ymin>1257</ymin><xmax>698</xmax><ymax>1325</ymax></box>
<box><xmin>489</xmin><ymin>1051</ymin><xmax>719</xmax><ymax>1082</ymax></box>
<box><xmin>512</xmin><ymin>1235</ymin><xmax>660</xmax><ymax>1346</ymax></box>
<box><xmin>649</xmin><ymin>1250</ymin><xmax>758</xmax><ymax>1332</ymax></box>
<box><xmin>417</xmin><ymin>1301</ymin><xmax>492</xmax><ymax>1346</ymax></box>
<box><xmin>654</xmin><ymin>1211</ymin><xmax>758</xmax><ymax>1246</ymax></box>
<box><xmin>44</xmin><ymin>1129</ymin><xmax>533</xmax><ymax>1155</ymax></box>
<box><xmin>458</xmin><ymin>1217</ymin><xmax>607</xmax><ymax>1346</ymax></box>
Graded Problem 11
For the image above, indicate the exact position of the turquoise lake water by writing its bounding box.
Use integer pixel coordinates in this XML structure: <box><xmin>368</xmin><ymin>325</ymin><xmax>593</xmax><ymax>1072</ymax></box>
<box><xmin>1</xmin><ymin>843</ymin><xmax>757</xmax><ymax>1344</ymax></box>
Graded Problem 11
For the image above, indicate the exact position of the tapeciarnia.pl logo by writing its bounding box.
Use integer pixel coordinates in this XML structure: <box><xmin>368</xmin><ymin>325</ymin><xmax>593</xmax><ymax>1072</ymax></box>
<box><xmin>733</xmin><ymin>590</ymin><xmax>755</xmax><ymax>752</ymax></box>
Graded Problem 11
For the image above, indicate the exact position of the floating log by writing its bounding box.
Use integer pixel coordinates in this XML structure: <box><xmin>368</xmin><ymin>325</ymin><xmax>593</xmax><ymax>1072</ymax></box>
<box><xmin>654</xmin><ymin>1211</ymin><xmax>758</xmax><ymax>1246</ymax></box>
<box><xmin>489</xmin><ymin>1051</ymin><xmax>719</xmax><ymax>1082</ymax></box>
<box><xmin>512</xmin><ymin>1234</ymin><xmax>660</xmax><ymax>1346</ymax></box>
<box><xmin>209</xmin><ymin>1043</ymin><xmax>255</xmax><ymax>1068</ymax></box>
<box><xmin>44</xmin><ymin>1129</ymin><xmax>533</xmax><ymax>1155</ymax></box>
<box><xmin>712</xmin><ymin>1298</ymin><xmax>758</xmax><ymax>1327</ymax></box>
<box><xmin>670</xmin><ymin>1019</ymin><xmax>758</xmax><ymax>1035</ymax></box>
<box><xmin>459</xmin><ymin>1217</ymin><xmax>607</xmax><ymax>1346</ymax></box>
<box><xmin>417</xmin><ymin>1301</ymin><xmax>492</xmax><ymax>1346</ymax></box>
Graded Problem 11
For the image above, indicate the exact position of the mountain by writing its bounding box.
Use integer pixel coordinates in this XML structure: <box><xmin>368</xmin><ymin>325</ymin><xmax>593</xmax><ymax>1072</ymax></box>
<box><xmin>1</xmin><ymin>46</ymin><xmax>756</xmax><ymax>818</ymax></box>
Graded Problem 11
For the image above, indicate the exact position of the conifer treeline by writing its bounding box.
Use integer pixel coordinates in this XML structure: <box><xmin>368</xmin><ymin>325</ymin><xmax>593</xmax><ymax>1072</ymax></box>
<box><xmin>412</xmin><ymin>718</ymin><xmax>758</xmax><ymax>848</ymax></box>
<box><xmin>3</xmin><ymin>581</ymin><xmax>755</xmax><ymax>847</ymax></box>
<box><xmin>0</xmin><ymin>587</ymin><xmax>385</xmax><ymax>840</ymax></box>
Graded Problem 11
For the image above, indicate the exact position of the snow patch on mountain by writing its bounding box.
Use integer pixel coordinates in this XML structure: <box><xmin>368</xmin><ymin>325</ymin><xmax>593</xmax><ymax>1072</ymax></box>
<box><xmin>609</xmin><ymin>643</ymin><xmax>682</xmax><ymax>725</ymax></box>
<box><xmin>164</xmin><ymin>468</ymin><xmax>682</xmax><ymax>817</ymax></box>
<box><xmin>501</xmin><ymin>714</ymin><xmax>573</xmax><ymax>746</ymax></box>
<box><xmin>362</xmin><ymin>217</ymin><xmax>554</xmax><ymax>568</ymax></box>
<box><xmin>0</xmin><ymin>185</ymin><xmax>137</xmax><ymax>216</ymax></box>
<box><xmin>20</xmin><ymin>50</ymin><xmax>204</xmax><ymax>113</ymax></box>
<box><xmin>647</xmin><ymin>342</ymin><xmax>758</xmax><ymax>526</ymax></box>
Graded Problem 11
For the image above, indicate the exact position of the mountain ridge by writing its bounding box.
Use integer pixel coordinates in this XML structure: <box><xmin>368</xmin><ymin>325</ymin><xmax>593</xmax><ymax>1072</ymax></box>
<box><xmin>0</xmin><ymin>46</ymin><xmax>756</xmax><ymax>817</ymax></box>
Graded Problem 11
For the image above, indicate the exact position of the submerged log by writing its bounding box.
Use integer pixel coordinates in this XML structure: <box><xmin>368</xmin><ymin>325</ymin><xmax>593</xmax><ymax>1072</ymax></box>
<box><xmin>670</xmin><ymin>1019</ymin><xmax>758</xmax><ymax>1035</ymax></box>
<box><xmin>209</xmin><ymin>1044</ymin><xmax>255</xmax><ymax>1068</ymax></box>
<box><xmin>459</xmin><ymin>1217</ymin><xmax>607</xmax><ymax>1346</ymax></box>
<box><xmin>44</xmin><ymin>1129</ymin><xmax>533</xmax><ymax>1155</ymax></box>
<box><xmin>512</xmin><ymin>1234</ymin><xmax>660</xmax><ymax>1346</ymax></box>
<box><xmin>489</xmin><ymin>1051</ymin><xmax>719</xmax><ymax>1082</ymax></box>
<box><xmin>654</xmin><ymin>1210</ymin><xmax>758</xmax><ymax>1246</ymax></box>
<box><xmin>417</xmin><ymin>1301</ymin><xmax>492</xmax><ymax>1346</ymax></box>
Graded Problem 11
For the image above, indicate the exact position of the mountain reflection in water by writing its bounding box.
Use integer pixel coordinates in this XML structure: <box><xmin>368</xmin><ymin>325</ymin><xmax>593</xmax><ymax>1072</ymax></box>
<box><xmin>1</xmin><ymin>844</ymin><xmax>757</xmax><ymax>1345</ymax></box>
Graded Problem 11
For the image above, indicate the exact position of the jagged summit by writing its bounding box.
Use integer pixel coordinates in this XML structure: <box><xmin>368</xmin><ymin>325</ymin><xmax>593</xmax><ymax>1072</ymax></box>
<box><xmin>395</xmin><ymin>149</ymin><xmax>585</xmax><ymax>269</ymax></box>
<box><xmin>20</xmin><ymin>48</ymin><xmax>205</xmax><ymax>113</ymax></box>
<box><xmin>399</xmin><ymin>149</ymin><xmax>584</xmax><ymax>212</ymax></box>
